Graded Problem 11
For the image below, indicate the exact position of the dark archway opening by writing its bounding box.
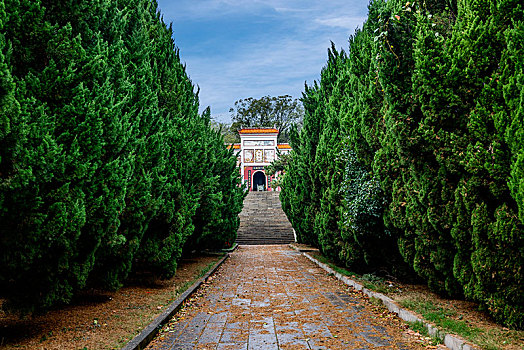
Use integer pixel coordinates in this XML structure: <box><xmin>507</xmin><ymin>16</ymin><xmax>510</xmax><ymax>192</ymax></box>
<box><xmin>252</xmin><ymin>171</ymin><xmax>266</xmax><ymax>191</ymax></box>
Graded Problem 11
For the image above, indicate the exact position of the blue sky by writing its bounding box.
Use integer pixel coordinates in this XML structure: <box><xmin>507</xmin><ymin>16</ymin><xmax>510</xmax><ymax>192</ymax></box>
<box><xmin>156</xmin><ymin>0</ymin><xmax>369</xmax><ymax>123</ymax></box>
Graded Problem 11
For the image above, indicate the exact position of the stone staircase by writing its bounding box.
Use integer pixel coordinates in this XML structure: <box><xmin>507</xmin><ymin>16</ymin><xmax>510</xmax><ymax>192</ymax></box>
<box><xmin>236</xmin><ymin>191</ymin><xmax>295</xmax><ymax>245</ymax></box>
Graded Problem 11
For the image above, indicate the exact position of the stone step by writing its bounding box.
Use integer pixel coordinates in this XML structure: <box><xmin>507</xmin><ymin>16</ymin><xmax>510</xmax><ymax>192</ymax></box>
<box><xmin>236</xmin><ymin>191</ymin><xmax>294</xmax><ymax>245</ymax></box>
<box><xmin>236</xmin><ymin>240</ymin><xmax>294</xmax><ymax>245</ymax></box>
<box><xmin>238</xmin><ymin>228</ymin><xmax>292</xmax><ymax>232</ymax></box>
<box><xmin>237</xmin><ymin>223</ymin><xmax>293</xmax><ymax>228</ymax></box>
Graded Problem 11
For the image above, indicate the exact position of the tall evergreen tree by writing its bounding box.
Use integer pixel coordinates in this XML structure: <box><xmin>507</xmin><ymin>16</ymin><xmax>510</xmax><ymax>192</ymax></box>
<box><xmin>0</xmin><ymin>0</ymin><xmax>244</xmax><ymax>314</ymax></box>
<box><xmin>446</xmin><ymin>0</ymin><xmax>522</xmax><ymax>327</ymax></box>
<box><xmin>1</xmin><ymin>0</ymin><xmax>114</xmax><ymax>312</ymax></box>
<box><xmin>186</xmin><ymin>107</ymin><xmax>245</xmax><ymax>251</ymax></box>
<box><xmin>0</xmin><ymin>0</ymin><xmax>21</xmax><ymax>180</ymax></box>
<box><xmin>280</xmin><ymin>0</ymin><xmax>523</xmax><ymax>329</ymax></box>
<box><xmin>313</xmin><ymin>45</ymin><xmax>349</xmax><ymax>262</ymax></box>
<box><xmin>89</xmin><ymin>0</ymin><xmax>164</xmax><ymax>289</ymax></box>
<box><xmin>504</xmin><ymin>16</ymin><xmax>524</xmax><ymax>226</ymax></box>
<box><xmin>280</xmin><ymin>84</ymin><xmax>320</xmax><ymax>246</ymax></box>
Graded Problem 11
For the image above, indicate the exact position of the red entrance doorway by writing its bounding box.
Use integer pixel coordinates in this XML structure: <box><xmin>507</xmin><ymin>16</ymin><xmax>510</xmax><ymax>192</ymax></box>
<box><xmin>252</xmin><ymin>171</ymin><xmax>266</xmax><ymax>191</ymax></box>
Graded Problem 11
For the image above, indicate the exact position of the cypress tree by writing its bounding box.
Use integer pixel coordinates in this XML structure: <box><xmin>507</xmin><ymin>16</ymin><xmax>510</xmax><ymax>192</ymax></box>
<box><xmin>185</xmin><ymin>107</ymin><xmax>245</xmax><ymax>251</ymax></box>
<box><xmin>0</xmin><ymin>0</ymin><xmax>21</xmax><ymax>180</ymax></box>
<box><xmin>0</xmin><ymin>0</ymin><xmax>23</xmax><ymax>297</ymax></box>
<box><xmin>446</xmin><ymin>0</ymin><xmax>523</xmax><ymax>327</ymax></box>
<box><xmin>285</xmin><ymin>45</ymin><xmax>346</xmax><ymax>249</ymax></box>
<box><xmin>313</xmin><ymin>45</ymin><xmax>349</xmax><ymax>262</ymax></box>
<box><xmin>88</xmin><ymin>0</ymin><xmax>163</xmax><ymax>289</ymax></box>
<box><xmin>0</xmin><ymin>0</ymin><xmax>110</xmax><ymax>312</ymax></box>
<box><xmin>0</xmin><ymin>0</ymin><xmax>245</xmax><ymax>314</ymax></box>
<box><xmin>135</xmin><ymin>65</ymin><xmax>199</xmax><ymax>278</ymax></box>
<box><xmin>281</xmin><ymin>0</ymin><xmax>523</xmax><ymax>329</ymax></box>
<box><xmin>346</xmin><ymin>26</ymin><xmax>382</xmax><ymax>167</ymax></box>
<box><xmin>504</xmin><ymin>18</ymin><xmax>524</xmax><ymax>226</ymax></box>
<box><xmin>338</xmin><ymin>1</ymin><xmax>415</xmax><ymax>274</ymax></box>
<box><xmin>501</xmin><ymin>14</ymin><xmax>524</xmax><ymax>327</ymax></box>
<box><xmin>412</xmin><ymin>0</ymin><xmax>523</xmax><ymax>327</ymax></box>
<box><xmin>280</xmin><ymin>84</ymin><xmax>320</xmax><ymax>246</ymax></box>
<box><xmin>374</xmin><ymin>0</ymin><xmax>462</xmax><ymax>296</ymax></box>
<box><xmin>502</xmin><ymin>5</ymin><xmax>524</xmax><ymax>224</ymax></box>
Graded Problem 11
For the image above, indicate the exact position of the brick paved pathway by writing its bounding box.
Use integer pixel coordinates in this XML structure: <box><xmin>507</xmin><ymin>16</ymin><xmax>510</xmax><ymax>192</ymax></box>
<box><xmin>147</xmin><ymin>245</ymin><xmax>424</xmax><ymax>350</ymax></box>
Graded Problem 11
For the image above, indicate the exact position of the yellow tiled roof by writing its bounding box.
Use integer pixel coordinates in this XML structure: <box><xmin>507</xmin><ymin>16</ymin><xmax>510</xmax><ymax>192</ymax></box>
<box><xmin>239</xmin><ymin>128</ymin><xmax>279</xmax><ymax>134</ymax></box>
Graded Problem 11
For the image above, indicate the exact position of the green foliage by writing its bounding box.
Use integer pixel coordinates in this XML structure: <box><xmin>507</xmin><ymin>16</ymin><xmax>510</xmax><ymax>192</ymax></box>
<box><xmin>0</xmin><ymin>0</ymin><xmax>243</xmax><ymax>314</ymax></box>
<box><xmin>312</xmin><ymin>45</ymin><xmax>349</xmax><ymax>263</ymax></box>
<box><xmin>184</xmin><ymin>108</ymin><xmax>246</xmax><ymax>252</ymax></box>
<box><xmin>340</xmin><ymin>150</ymin><xmax>391</xmax><ymax>268</ymax></box>
<box><xmin>504</xmin><ymin>15</ymin><xmax>524</xmax><ymax>224</ymax></box>
<box><xmin>280</xmin><ymin>96</ymin><xmax>318</xmax><ymax>245</ymax></box>
<box><xmin>281</xmin><ymin>0</ymin><xmax>523</xmax><ymax>329</ymax></box>
<box><xmin>229</xmin><ymin>95</ymin><xmax>304</xmax><ymax>142</ymax></box>
<box><xmin>266</xmin><ymin>150</ymin><xmax>290</xmax><ymax>189</ymax></box>
<box><xmin>410</xmin><ymin>0</ymin><xmax>523</xmax><ymax>328</ymax></box>
<box><xmin>210</xmin><ymin>120</ymin><xmax>240</xmax><ymax>144</ymax></box>
<box><xmin>266</xmin><ymin>151</ymin><xmax>290</xmax><ymax>177</ymax></box>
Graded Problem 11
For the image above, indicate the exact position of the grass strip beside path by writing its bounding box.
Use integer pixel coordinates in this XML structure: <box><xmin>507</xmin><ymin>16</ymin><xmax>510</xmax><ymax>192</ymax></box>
<box><xmin>290</xmin><ymin>244</ymin><xmax>523</xmax><ymax>350</ymax></box>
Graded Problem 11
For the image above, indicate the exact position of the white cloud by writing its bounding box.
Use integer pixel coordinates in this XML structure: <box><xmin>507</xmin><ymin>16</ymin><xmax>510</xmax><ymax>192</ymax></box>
<box><xmin>185</xmin><ymin>36</ymin><xmax>329</xmax><ymax>121</ymax></box>
<box><xmin>273</xmin><ymin>7</ymin><xmax>312</xmax><ymax>14</ymax></box>
<box><xmin>160</xmin><ymin>0</ymin><xmax>274</xmax><ymax>19</ymax></box>
<box><xmin>158</xmin><ymin>0</ymin><xmax>368</xmax><ymax>122</ymax></box>
<box><xmin>315</xmin><ymin>16</ymin><xmax>367</xmax><ymax>30</ymax></box>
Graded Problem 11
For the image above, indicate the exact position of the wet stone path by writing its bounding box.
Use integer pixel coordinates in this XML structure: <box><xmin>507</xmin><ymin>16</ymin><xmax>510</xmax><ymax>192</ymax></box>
<box><xmin>146</xmin><ymin>245</ymin><xmax>424</xmax><ymax>350</ymax></box>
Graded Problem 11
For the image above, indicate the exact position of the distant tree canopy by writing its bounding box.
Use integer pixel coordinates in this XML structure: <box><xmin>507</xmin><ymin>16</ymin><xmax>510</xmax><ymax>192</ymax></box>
<box><xmin>229</xmin><ymin>95</ymin><xmax>303</xmax><ymax>142</ymax></box>
<box><xmin>210</xmin><ymin>121</ymin><xmax>239</xmax><ymax>144</ymax></box>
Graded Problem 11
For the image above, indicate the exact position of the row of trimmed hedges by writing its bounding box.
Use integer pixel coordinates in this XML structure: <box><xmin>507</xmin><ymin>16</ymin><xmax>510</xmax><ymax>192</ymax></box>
<box><xmin>281</xmin><ymin>0</ymin><xmax>523</xmax><ymax>329</ymax></box>
<box><xmin>0</xmin><ymin>0</ymin><xmax>244</xmax><ymax>314</ymax></box>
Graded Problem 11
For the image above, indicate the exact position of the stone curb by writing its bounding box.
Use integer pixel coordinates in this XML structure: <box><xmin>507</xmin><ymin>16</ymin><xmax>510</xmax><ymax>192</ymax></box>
<box><xmin>221</xmin><ymin>243</ymin><xmax>239</xmax><ymax>252</ymax></box>
<box><xmin>300</xmin><ymin>251</ymin><xmax>479</xmax><ymax>350</ymax></box>
<box><xmin>121</xmin><ymin>253</ymin><xmax>229</xmax><ymax>350</ymax></box>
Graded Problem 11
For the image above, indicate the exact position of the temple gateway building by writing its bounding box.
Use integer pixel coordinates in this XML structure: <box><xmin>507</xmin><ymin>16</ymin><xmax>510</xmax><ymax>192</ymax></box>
<box><xmin>228</xmin><ymin>128</ymin><xmax>291</xmax><ymax>191</ymax></box>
